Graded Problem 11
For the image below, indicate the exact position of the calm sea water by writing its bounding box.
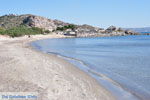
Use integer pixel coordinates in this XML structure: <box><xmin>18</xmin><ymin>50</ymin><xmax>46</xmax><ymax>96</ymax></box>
<box><xmin>32</xmin><ymin>35</ymin><xmax>150</xmax><ymax>100</ymax></box>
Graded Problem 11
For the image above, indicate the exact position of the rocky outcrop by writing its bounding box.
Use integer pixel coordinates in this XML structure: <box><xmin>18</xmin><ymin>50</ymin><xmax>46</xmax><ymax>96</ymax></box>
<box><xmin>143</xmin><ymin>33</ymin><xmax>150</xmax><ymax>35</ymax></box>
<box><xmin>0</xmin><ymin>14</ymin><xmax>66</xmax><ymax>31</ymax></box>
<box><xmin>105</xmin><ymin>26</ymin><xmax>119</xmax><ymax>32</ymax></box>
<box><xmin>106</xmin><ymin>26</ymin><xmax>124</xmax><ymax>33</ymax></box>
<box><xmin>104</xmin><ymin>26</ymin><xmax>139</xmax><ymax>36</ymax></box>
<box><xmin>0</xmin><ymin>14</ymin><xmax>29</xmax><ymax>29</ymax></box>
<box><xmin>124</xmin><ymin>30</ymin><xmax>140</xmax><ymax>35</ymax></box>
<box><xmin>75</xmin><ymin>24</ymin><xmax>104</xmax><ymax>34</ymax></box>
<box><xmin>53</xmin><ymin>19</ymin><xmax>69</xmax><ymax>27</ymax></box>
<box><xmin>23</xmin><ymin>15</ymin><xmax>57</xmax><ymax>31</ymax></box>
<box><xmin>72</xmin><ymin>25</ymin><xmax>139</xmax><ymax>37</ymax></box>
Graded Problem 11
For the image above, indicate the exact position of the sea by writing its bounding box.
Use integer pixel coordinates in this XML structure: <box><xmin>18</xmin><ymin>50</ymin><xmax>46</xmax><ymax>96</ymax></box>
<box><xmin>31</xmin><ymin>35</ymin><xmax>150</xmax><ymax>100</ymax></box>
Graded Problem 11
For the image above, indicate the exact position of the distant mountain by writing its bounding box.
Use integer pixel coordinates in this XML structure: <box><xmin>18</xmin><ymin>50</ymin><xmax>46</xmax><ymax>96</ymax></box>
<box><xmin>125</xmin><ymin>27</ymin><xmax>150</xmax><ymax>33</ymax></box>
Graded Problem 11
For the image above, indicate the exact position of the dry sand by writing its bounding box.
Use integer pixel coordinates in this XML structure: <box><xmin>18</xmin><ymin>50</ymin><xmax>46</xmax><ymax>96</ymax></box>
<box><xmin>0</xmin><ymin>34</ymin><xmax>116</xmax><ymax>100</ymax></box>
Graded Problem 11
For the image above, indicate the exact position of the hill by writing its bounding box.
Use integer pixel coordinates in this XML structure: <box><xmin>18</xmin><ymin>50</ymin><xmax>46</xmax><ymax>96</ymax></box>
<box><xmin>0</xmin><ymin>14</ymin><xmax>139</xmax><ymax>37</ymax></box>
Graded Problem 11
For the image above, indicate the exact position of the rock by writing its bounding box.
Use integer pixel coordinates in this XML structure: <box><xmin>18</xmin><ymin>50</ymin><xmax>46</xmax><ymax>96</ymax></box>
<box><xmin>144</xmin><ymin>33</ymin><xmax>150</xmax><ymax>35</ymax></box>
<box><xmin>105</xmin><ymin>26</ymin><xmax>140</xmax><ymax>36</ymax></box>
<box><xmin>106</xmin><ymin>26</ymin><xmax>118</xmax><ymax>32</ymax></box>
<box><xmin>53</xmin><ymin>19</ymin><xmax>69</xmax><ymax>27</ymax></box>
<box><xmin>74</xmin><ymin>24</ymin><xmax>104</xmax><ymax>34</ymax></box>
<box><xmin>125</xmin><ymin>30</ymin><xmax>139</xmax><ymax>35</ymax></box>
<box><xmin>23</xmin><ymin>15</ymin><xmax>57</xmax><ymax>31</ymax></box>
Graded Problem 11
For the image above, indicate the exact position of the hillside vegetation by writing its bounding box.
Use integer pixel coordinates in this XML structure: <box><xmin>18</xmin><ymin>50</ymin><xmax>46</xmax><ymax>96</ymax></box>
<box><xmin>0</xmin><ymin>14</ymin><xmax>28</xmax><ymax>29</ymax></box>
<box><xmin>0</xmin><ymin>25</ymin><xmax>46</xmax><ymax>37</ymax></box>
<box><xmin>0</xmin><ymin>14</ymin><xmax>73</xmax><ymax>37</ymax></box>
<box><xmin>56</xmin><ymin>24</ymin><xmax>76</xmax><ymax>31</ymax></box>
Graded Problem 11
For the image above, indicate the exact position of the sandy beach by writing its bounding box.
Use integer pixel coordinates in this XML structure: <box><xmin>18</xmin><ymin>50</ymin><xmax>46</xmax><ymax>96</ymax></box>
<box><xmin>0</xmin><ymin>34</ymin><xmax>116</xmax><ymax>100</ymax></box>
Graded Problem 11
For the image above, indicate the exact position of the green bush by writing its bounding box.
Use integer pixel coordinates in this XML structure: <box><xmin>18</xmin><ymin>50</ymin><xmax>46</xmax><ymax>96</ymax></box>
<box><xmin>56</xmin><ymin>27</ymin><xmax>65</xmax><ymax>31</ymax></box>
<box><xmin>0</xmin><ymin>25</ymin><xmax>44</xmax><ymax>37</ymax></box>
<box><xmin>56</xmin><ymin>24</ymin><xmax>76</xmax><ymax>31</ymax></box>
<box><xmin>0</xmin><ymin>27</ymin><xmax>6</xmax><ymax>35</ymax></box>
<box><xmin>44</xmin><ymin>30</ymin><xmax>50</xmax><ymax>33</ymax></box>
<box><xmin>30</xmin><ymin>27</ymin><xmax>44</xmax><ymax>34</ymax></box>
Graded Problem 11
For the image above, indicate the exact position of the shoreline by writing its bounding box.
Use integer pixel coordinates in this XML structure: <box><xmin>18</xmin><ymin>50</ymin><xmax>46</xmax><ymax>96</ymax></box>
<box><xmin>35</xmin><ymin>40</ymin><xmax>140</xmax><ymax>100</ymax></box>
<box><xmin>0</xmin><ymin>34</ymin><xmax>116</xmax><ymax>100</ymax></box>
<box><xmin>31</xmin><ymin>35</ymin><xmax>147</xmax><ymax>100</ymax></box>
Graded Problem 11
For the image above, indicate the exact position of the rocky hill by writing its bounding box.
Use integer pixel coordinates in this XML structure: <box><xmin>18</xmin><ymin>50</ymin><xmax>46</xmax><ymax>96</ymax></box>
<box><xmin>0</xmin><ymin>14</ymin><xmax>64</xmax><ymax>31</ymax></box>
<box><xmin>0</xmin><ymin>14</ymin><xmax>139</xmax><ymax>37</ymax></box>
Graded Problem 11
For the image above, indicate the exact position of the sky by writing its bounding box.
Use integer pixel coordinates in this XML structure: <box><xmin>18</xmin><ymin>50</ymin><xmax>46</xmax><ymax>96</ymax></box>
<box><xmin>0</xmin><ymin>0</ymin><xmax>150</xmax><ymax>28</ymax></box>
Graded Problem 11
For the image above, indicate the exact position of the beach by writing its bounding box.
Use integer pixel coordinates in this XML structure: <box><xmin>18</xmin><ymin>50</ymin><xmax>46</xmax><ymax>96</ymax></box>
<box><xmin>0</xmin><ymin>34</ymin><xmax>115</xmax><ymax>100</ymax></box>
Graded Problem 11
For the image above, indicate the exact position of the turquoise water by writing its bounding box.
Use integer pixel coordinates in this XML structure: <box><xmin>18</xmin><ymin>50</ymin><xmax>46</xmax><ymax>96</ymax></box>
<box><xmin>32</xmin><ymin>35</ymin><xmax>150</xmax><ymax>100</ymax></box>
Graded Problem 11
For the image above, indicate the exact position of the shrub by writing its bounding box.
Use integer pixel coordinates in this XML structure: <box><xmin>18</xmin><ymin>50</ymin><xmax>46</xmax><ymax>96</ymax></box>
<box><xmin>30</xmin><ymin>27</ymin><xmax>44</xmax><ymax>34</ymax></box>
<box><xmin>44</xmin><ymin>30</ymin><xmax>50</xmax><ymax>33</ymax></box>
<box><xmin>0</xmin><ymin>25</ymin><xmax>44</xmax><ymax>37</ymax></box>
<box><xmin>56</xmin><ymin>24</ymin><xmax>76</xmax><ymax>31</ymax></box>
<box><xmin>0</xmin><ymin>27</ymin><xmax>6</xmax><ymax>35</ymax></box>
